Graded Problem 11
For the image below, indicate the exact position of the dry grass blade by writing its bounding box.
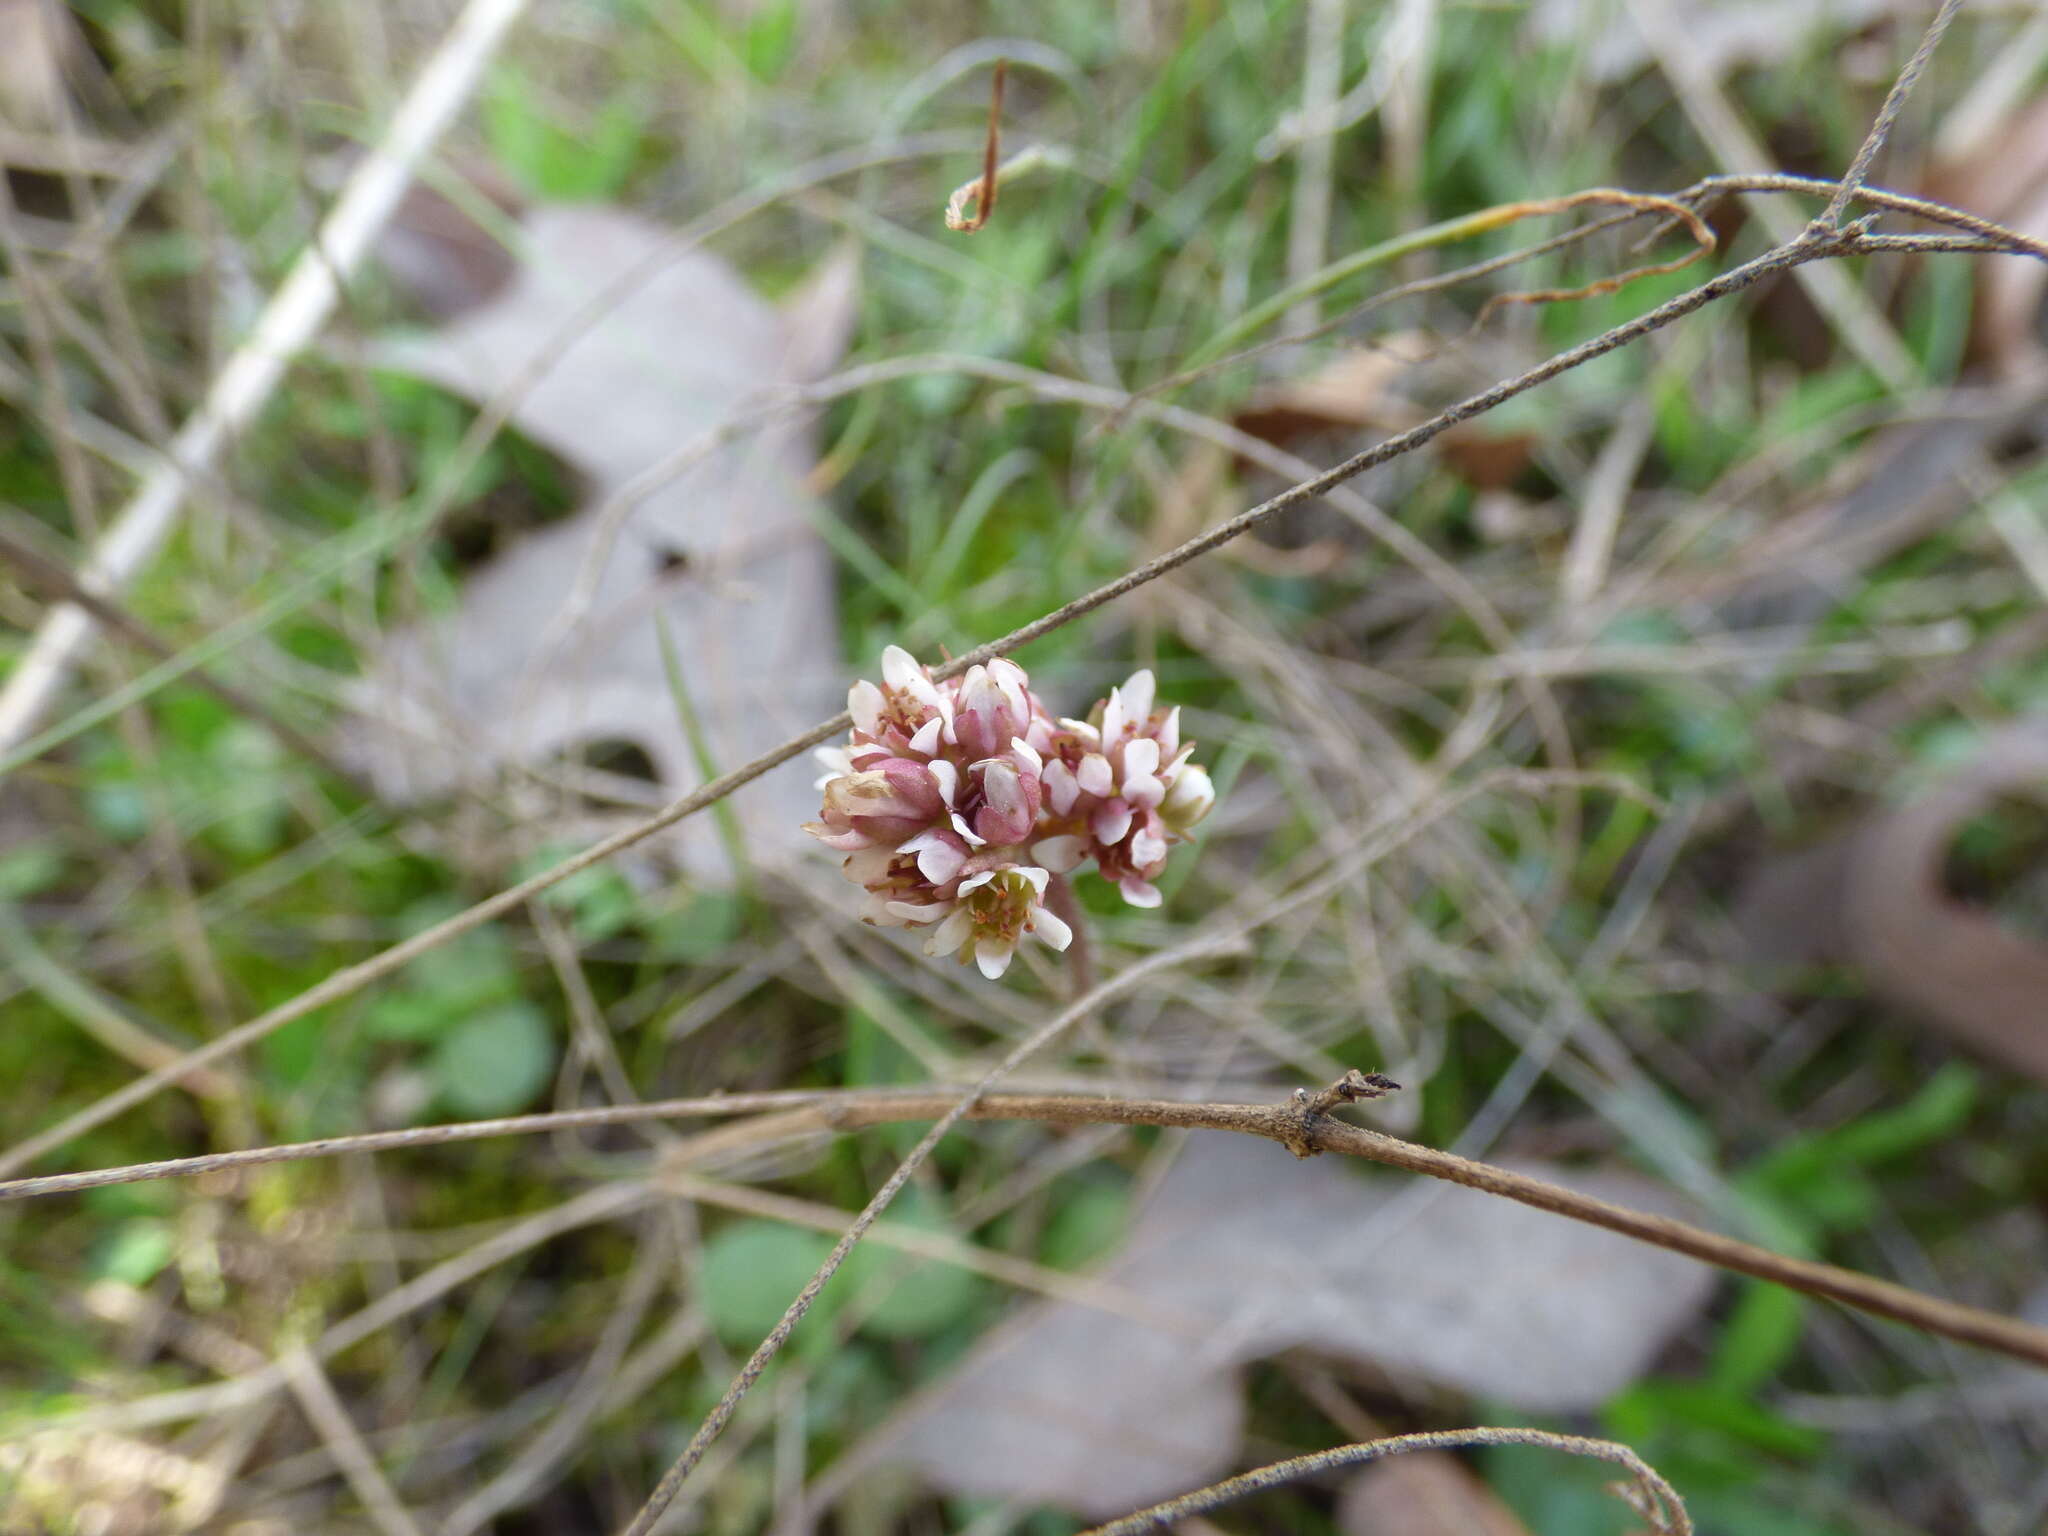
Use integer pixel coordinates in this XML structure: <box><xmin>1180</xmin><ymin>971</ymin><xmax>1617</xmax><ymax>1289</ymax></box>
<box><xmin>943</xmin><ymin>58</ymin><xmax>1008</xmax><ymax>232</ymax></box>
<box><xmin>1472</xmin><ymin>188</ymin><xmax>1715</xmax><ymax>321</ymax></box>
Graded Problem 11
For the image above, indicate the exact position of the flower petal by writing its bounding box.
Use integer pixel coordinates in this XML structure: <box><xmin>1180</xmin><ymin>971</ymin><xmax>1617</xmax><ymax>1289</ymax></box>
<box><xmin>1122</xmin><ymin>737</ymin><xmax>1160</xmax><ymax>779</ymax></box>
<box><xmin>926</xmin><ymin>908</ymin><xmax>974</xmax><ymax>955</ymax></box>
<box><xmin>1030</xmin><ymin>908</ymin><xmax>1073</xmax><ymax>951</ymax></box>
<box><xmin>1118</xmin><ymin>877</ymin><xmax>1162</xmax><ymax>908</ymax></box>
<box><xmin>975</xmin><ymin>942</ymin><xmax>1016</xmax><ymax>979</ymax></box>
<box><xmin>849</xmin><ymin>680</ymin><xmax>884</xmax><ymax>736</ymax></box>
<box><xmin>888</xmin><ymin>899</ymin><xmax>951</xmax><ymax>925</ymax></box>
<box><xmin>1031</xmin><ymin>834</ymin><xmax>1085</xmax><ymax>873</ymax></box>
<box><xmin>882</xmin><ymin>645</ymin><xmax>923</xmax><ymax>689</ymax></box>
<box><xmin>1044</xmin><ymin>759</ymin><xmax>1079</xmax><ymax>815</ymax></box>
<box><xmin>1100</xmin><ymin>686</ymin><xmax>1127</xmax><ymax>746</ymax></box>
<box><xmin>1131</xmin><ymin>826</ymin><xmax>1168</xmax><ymax>868</ymax></box>
<box><xmin>927</xmin><ymin>758</ymin><xmax>959</xmax><ymax>805</ymax></box>
<box><xmin>1121</xmin><ymin>669</ymin><xmax>1156</xmax><ymax>727</ymax></box>
<box><xmin>1015</xmin><ymin>864</ymin><xmax>1049</xmax><ymax>895</ymax></box>
<box><xmin>957</xmin><ymin>870</ymin><xmax>997</xmax><ymax>895</ymax></box>
<box><xmin>908</xmin><ymin>717</ymin><xmax>943</xmax><ymax>757</ymax></box>
<box><xmin>1091</xmin><ymin>799</ymin><xmax>1133</xmax><ymax>847</ymax></box>
<box><xmin>805</xmin><ymin>821</ymin><xmax>876</xmax><ymax>852</ymax></box>
<box><xmin>1077</xmin><ymin>754</ymin><xmax>1115</xmax><ymax>799</ymax></box>
<box><xmin>901</xmin><ymin>830</ymin><xmax>967</xmax><ymax>885</ymax></box>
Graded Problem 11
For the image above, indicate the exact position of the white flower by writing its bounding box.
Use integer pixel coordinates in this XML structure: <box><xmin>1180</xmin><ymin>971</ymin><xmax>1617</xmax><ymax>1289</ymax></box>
<box><xmin>925</xmin><ymin>864</ymin><xmax>1072</xmax><ymax>979</ymax></box>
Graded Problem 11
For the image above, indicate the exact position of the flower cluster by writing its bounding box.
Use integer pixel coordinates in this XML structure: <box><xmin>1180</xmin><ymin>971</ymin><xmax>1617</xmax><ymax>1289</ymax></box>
<box><xmin>806</xmin><ymin>647</ymin><xmax>1215</xmax><ymax>979</ymax></box>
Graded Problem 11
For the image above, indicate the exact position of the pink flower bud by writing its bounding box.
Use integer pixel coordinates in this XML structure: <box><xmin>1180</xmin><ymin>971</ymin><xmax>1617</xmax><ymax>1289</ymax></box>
<box><xmin>805</xmin><ymin>759</ymin><xmax>950</xmax><ymax>849</ymax></box>
<box><xmin>951</xmin><ymin>661</ymin><xmax>1034</xmax><ymax>761</ymax></box>
<box><xmin>971</xmin><ymin>758</ymin><xmax>1041</xmax><ymax>845</ymax></box>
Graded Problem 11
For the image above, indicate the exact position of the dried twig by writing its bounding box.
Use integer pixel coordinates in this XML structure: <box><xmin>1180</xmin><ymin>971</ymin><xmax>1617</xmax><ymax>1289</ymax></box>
<box><xmin>1817</xmin><ymin>0</ymin><xmax>1965</xmax><ymax>231</ymax></box>
<box><xmin>1079</xmin><ymin>1428</ymin><xmax>1690</xmax><ymax>1536</ymax></box>
<box><xmin>13</xmin><ymin>1075</ymin><xmax>2048</xmax><ymax>1372</ymax></box>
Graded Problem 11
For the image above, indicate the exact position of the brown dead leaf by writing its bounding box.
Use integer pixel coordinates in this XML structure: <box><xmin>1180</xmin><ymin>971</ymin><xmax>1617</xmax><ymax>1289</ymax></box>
<box><xmin>1231</xmin><ymin>340</ymin><xmax>1431</xmax><ymax>445</ymax></box>
<box><xmin>1737</xmin><ymin>720</ymin><xmax>2048</xmax><ymax>1084</ymax></box>
<box><xmin>890</xmin><ymin>1135</ymin><xmax>1714</xmax><ymax>1518</ymax></box>
<box><xmin>347</xmin><ymin>202</ymin><xmax>858</xmax><ymax>880</ymax></box>
<box><xmin>1232</xmin><ymin>341</ymin><xmax>1535</xmax><ymax>496</ymax></box>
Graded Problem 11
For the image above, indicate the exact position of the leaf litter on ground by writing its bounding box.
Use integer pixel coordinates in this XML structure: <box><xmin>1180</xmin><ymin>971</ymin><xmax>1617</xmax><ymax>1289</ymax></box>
<box><xmin>347</xmin><ymin>192</ymin><xmax>859</xmax><ymax>886</ymax></box>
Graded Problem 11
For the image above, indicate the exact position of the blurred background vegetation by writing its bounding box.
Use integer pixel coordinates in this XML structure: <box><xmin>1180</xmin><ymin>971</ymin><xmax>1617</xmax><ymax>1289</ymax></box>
<box><xmin>3</xmin><ymin>0</ymin><xmax>2047</xmax><ymax>1532</ymax></box>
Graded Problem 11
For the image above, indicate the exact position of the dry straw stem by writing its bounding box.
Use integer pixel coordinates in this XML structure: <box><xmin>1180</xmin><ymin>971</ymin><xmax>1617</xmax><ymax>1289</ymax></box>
<box><xmin>7</xmin><ymin>185</ymin><xmax>2043</xmax><ymax>1189</ymax></box>
<box><xmin>1079</xmin><ymin>1427</ymin><xmax>1690</xmax><ymax>1536</ymax></box>
<box><xmin>11</xmin><ymin>1077</ymin><xmax>2048</xmax><ymax>1372</ymax></box>
<box><xmin>1816</xmin><ymin>0</ymin><xmax>1963</xmax><ymax>233</ymax></box>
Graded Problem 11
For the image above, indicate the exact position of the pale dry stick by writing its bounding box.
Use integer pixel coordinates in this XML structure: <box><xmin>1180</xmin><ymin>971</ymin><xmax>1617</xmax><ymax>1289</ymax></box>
<box><xmin>0</xmin><ymin>0</ymin><xmax>532</xmax><ymax>753</ymax></box>
<box><xmin>1557</xmin><ymin>394</ymin><xmax>1657</xmax><ymax>624</ymax></box>
<box><xmin>4</xmin><ymin>180</ymin><xmax>244</xmax><ymax>1034</ymax></box>
<box><xmin>1818</xmin><ymin>0</ymin><xmax>1966</xmax><ymax>233</ymax></box>
<box><xmin>1079</xmin><ymin>1428</ymin><xmax>1690</xmax><ymax>1536</ymax></box>
<box><xmin>279</xmin><ymin>1350</ymin><xmax>427</xmax><ymax>1536</ymax></box>
<box><xmin>1</xmin><ymin>218</ymin><xmax>2030</xmax><ymax>1187</ymax></box>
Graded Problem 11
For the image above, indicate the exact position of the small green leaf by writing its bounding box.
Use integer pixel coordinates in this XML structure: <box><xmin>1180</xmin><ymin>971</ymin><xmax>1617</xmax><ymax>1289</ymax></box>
<box><xmin>646</xmin><ymin>890</ymin><xmax>742</xmax><ymax>964</ymax></box>
<box><xmin>95</xmin><ymin>1220</ymin><xmax>177</xmax><ymax>1286</ymax></box>
<box><xmin>1038</xmin><ymin>1180</ymin><xmax>1130</xmax><ymax>1271</ymax></box>
<box><xmin>1710</xmin><ymin>1280</ymin><xmax>1807</xmax><ymax>1394</ymax></box>
<box><xmin>700</xmin><ymin>1220</ymin><xmax>835</xmax><ymax>1346</ymax></box>
<box><xmin>0</xmin><ymin>842</ymin><xmax>64</xmax><ymax>900</ymax></box>
<box><xmin>429</xmin><ymin>1000</ymin><xmax>555</xmax><ymax>1117</ymax></box>
<box><xmin>842</xmin><ymin>1188</ymin><xmax>984</xmax><ymax>1339</ymax></box>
